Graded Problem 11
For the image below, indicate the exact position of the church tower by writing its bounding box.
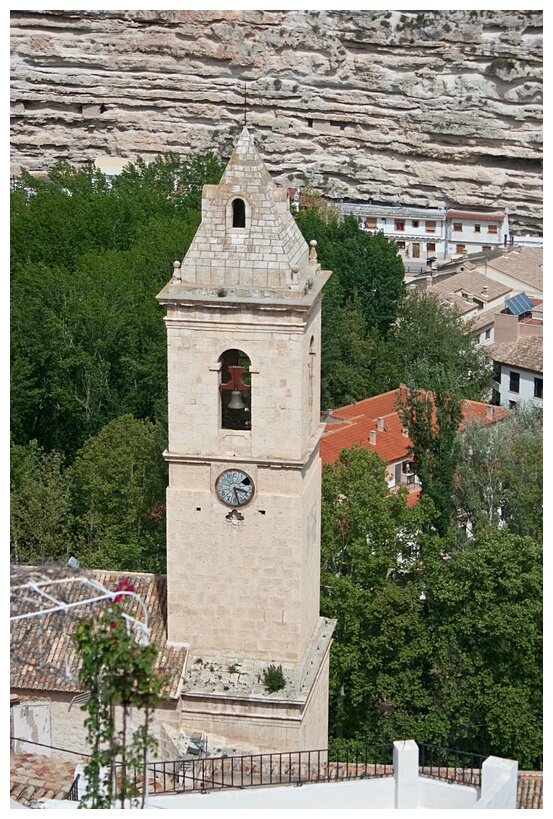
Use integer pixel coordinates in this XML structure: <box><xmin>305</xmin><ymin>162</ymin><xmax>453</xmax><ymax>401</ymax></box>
<box><xmin>157</xmin><ymin>129</ymin><xmax>335</xmax><ymax>752</ymax></box>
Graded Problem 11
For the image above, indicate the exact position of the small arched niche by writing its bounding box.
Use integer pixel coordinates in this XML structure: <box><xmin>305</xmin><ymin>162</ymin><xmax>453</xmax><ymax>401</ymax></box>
<box><xmin>219</xmin><ymin>349</ymin><xmax>252</xmax><ymax>430</ymax></box>
<box><xmin>232</xmin><ymin>198</ymin><xmax>246</xmax><ymax>228</ymax></box>
<box><xmin>227</xmin><ymin>196</ymin><xmax>251</xmax><ymax>231</ymax></box>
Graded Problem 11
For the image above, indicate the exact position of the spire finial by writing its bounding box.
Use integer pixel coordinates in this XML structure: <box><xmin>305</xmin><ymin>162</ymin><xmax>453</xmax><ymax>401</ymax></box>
<box><xmin>244</xmin><ymin>83</ymin><xmax>247</xmax><ymax>126</ymax></box>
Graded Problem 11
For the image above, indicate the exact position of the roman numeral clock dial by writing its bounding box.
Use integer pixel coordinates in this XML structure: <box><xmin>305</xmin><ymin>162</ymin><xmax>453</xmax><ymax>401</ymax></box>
<box><xmin>216</xmin><ymin>469</ymin><xmax>255</xmax><ymax>508</ymax></box>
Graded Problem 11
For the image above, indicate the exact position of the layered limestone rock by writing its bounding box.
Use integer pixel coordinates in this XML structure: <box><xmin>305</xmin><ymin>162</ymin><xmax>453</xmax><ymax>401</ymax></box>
<box><xmin>10</xmin><ymin>9</ymin><xmax>542</xmax><ymax>231</ymax></box>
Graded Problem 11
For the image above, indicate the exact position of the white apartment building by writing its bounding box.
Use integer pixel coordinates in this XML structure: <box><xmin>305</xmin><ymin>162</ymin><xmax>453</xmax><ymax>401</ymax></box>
<box><xmin>339</xmin><ymin>202</ymin><xmax>447</xmax><ymax>264</ymax></box>
<box><xmin>446</xmin><ymin>208</ymin><xmax>510</xmax><ymax>258</ymax></box>
<box><xmin>338</xmin><ymin>202</ymin><xmax>511</xmax><ymax>265</ymax></box>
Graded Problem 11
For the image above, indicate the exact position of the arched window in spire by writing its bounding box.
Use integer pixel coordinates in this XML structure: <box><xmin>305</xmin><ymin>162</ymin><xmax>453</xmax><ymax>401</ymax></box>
<box><xmin>219</xmin><ymin>349</ymin><xmax>252</xmax><ymax>430</ymax></box>
<box><xmin>232</xmin><ymin>198</ymin><xmax>246</xmax><ymax>228</ymax></box>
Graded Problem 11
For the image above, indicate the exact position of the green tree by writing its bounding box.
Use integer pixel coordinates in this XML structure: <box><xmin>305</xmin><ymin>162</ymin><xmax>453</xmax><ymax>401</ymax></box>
<box><xmin>321</xmin><ymin>446</ymin><xmax>439</xmax><ymax>742</ymax></box>
<box><xmin>296</xmin><ymin>209</ymin><xmax>405</xmax><ymax>336</ymax></box>
<box><xmin>295</xmin><ymin>205</ymin><xmax>405</xmax><ymax>408</ymax></box>
<box><xmin>398</xmin><ymin>377</ymin><xmax>462</xmax><ymax>537</ymax></box>
<box><xmin>455</xmin><ymin>406</ymin><xmax>543</xmax><ymax>541</ymax></box>
<box><xmin>11</xmin><ymin>152</ymin><xmax>224</xmax><ymax>458</ymax></box>
<box><xmin>69</xmin><ymin>415</ymin><xmax>167</xmax><ymax>572</ymax></box>
<box><xmin>10</xmin><ymin>440</ymin><xmax>72</xmax><ymax>565</ymax></box>
<box><xmin>425</xmin><ymin>528</ymin><xmax>542</xmax><ymax>768</ymax></box>
<box><xmin>386</xmin><ymin>290</ymin><xmax>492</xmax><ymax>399</ymax></box>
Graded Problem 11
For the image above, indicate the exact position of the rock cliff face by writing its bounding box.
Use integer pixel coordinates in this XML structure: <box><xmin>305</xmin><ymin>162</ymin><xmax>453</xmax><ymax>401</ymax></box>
<box><xmin>10</xmin><ymin>9</ymin><xmax>542</xmax><ymax>231</ymax></box>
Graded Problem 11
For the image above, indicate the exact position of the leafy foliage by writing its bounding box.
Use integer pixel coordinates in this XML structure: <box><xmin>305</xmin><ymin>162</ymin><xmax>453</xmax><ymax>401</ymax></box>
<box><xmin>386</xmin><ymin>290</ymin><xmax>492</xmax><ymax>399</ymax></box>
<box><xmin>424</xmin><ymin>528</ymin><xmax>542</xmax><ymax>769</ymax></box>
<box><xmin>74</xmin><ymin>601</ymin><xmax>166</xmax><ymax>808</ymax></box>
<box><xmin>10</xmin><ymin>439</ymin><xmax>72</xmax><ymax>564</ymax></box>
<box><xmin>398</xmin><ymin>380</ymin><xmax>463</xmax><ymax>537</ymax></box>
<box><xmin>295</xmin><ymin>207</ymin><xmax>405</xmax><ymax>408</ymax></box>
<box><xmin>263</xmin><ymin>664</ymin><xmax>286</xmax><ymax>693</ymax></box>
<box><xmin>321</xmin><ymin>447</ymin><xmax>542</xmax><ymax>767</ymax></box>
<box><xmin>321</xmin><ymin>446</ymin><xmax>439</xmax><ymax>741</ymax></box>
<box><xmin>455</xmin><ymin>405</ymin><xmax>543</xmax><ymax>540</ymax></box>
<box><xmin>10</xmin><ymin>151</ymin><xmax>224</xmax><ymax>572</ymax></box>
<box><xmin>11</xmin><ymin>152</ymin><xmax>224</xmax><ymax>457</ymax></box>
<box><xmin>69</xmin><ymin>415</ymin><xmax>167</xmax><ymax>572</ymax></box>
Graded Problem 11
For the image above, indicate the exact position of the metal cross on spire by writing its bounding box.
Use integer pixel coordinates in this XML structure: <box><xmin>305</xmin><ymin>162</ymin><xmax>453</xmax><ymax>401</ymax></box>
<box><xmin>243</xmin><ymin>82</ymin><xmax>247</xmax><ymax>126</ymax></box>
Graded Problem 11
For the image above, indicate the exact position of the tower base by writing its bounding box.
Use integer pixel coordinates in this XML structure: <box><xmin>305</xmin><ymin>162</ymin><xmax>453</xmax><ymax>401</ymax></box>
<box><xmin>177</xmin><ymin>617</ymin><xmax>334</xmax><ymax>752</ymax></box>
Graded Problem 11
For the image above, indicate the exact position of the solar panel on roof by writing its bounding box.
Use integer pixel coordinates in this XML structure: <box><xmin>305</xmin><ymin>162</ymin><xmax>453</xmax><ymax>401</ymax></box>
<box><xmin>505</xmin><ymin>292</ymin><xmax>533</xmax><ymax>316</ymax></box>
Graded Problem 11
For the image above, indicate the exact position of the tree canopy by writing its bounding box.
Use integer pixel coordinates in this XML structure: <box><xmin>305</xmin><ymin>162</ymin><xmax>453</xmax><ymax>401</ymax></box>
<box><xmin>321</xmin><ymin>446</ymin><xmax>542</xmax><ymax>767</ymax></box>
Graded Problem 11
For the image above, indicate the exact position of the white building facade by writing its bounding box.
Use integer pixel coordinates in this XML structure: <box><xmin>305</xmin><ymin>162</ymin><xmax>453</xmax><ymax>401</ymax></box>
<box><xmin>338</xmin><ymin>202</ymin><xmax>511</xmax><ymax>265</ymax></box>
<box><xmin>491</xmin><ymin>336</ymin><xmax>543</xmax><ymax>409</ymax></box>
<box><xmin>446</xmin><ymin>208</ymin><xmax>510</xmax><ymax>258</ymax></box>
<box><xmin>339</xmin><ymin>202</ymin><xmax>447</xmax><ymax>266</ymax></box>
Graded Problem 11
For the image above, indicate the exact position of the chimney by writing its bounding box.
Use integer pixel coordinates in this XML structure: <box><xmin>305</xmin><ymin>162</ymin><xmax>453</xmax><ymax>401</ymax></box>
<box><xmin>376</xmin><ymin>416</ymin><xmax>385</xmax><ymax>431</ymax></box>
<box><xmin>486</xmin><ymin>405</ymin><xmax>494</xmax><ymax>420</ymax></box>
<box><xmin>369</xmin><ymin>430</ymin><xmax>377</xmax><ymax>445</ymax></box>
<box><xmin>467</xmin><ymin>292</ymin><xmax>474</xmax><ymax>304</ymax></box>
<box><xmin>402</xmin><ymin>427</ymin><xmax>409</xmax><ymax>437</ymax></box>
<box><xmin>425</xmin><ymin>276</ymin><xmax>432</xmax><ymax>289</ymax></box>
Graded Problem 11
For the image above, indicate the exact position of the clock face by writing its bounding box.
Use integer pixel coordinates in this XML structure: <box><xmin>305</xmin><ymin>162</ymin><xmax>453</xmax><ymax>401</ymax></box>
<box><xmin>216</xmin><ymin>469</ymin><xmax>255</xmax><ymax>508</ymax></box>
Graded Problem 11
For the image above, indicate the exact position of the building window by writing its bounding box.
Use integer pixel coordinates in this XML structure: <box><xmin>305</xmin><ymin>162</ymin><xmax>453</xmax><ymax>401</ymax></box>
<box><xmin>426</xmin><ymin>242</ymin><xmax>436</xmax><ymax>252</ymax></box>
<box><xmin>488</xmin><ymin>224</ymin><xmax>498</xmax><ymax>234</ymax></box>
<box><xmin>426</xmin><ymin>220</ymin><xmax>436</xmax><ymax>232</ymax></box>
<box><xmin>220</xmin><ymin>349</ymin><xmax>252</xmax><ymax>430</ymax></box>
<box><xmin>232</xmin><ymin>198</ymin><xmax>246</xmax><ymax>228</ymax></box>
<box><xmin>482</xmin><ymin>245</ymin><xmax>492</xmax><ymax>252</ymax></box>
<box><xmin>307</xmin><ymin>118</ymin><xmax>313</xmax><ymax>128</ymax></box>
<box><xmin>395</xmin><ymin>220</ymin><xmax>405</xmax><ymax>231</ymax></box>
<box><xmin>412</xmin><ymin>220</ymin><xmax>419</xmax><ymax>228</ymax></box>
<box><xmin>534</xmin><ymin>377</ymin><xmax>543</xmax><ymax>399</ymax></box>
<box><xmin>365</xmin><ymin>217</ymin><xmax>377</xmax><ymax>230</ymax></box>
<box><xmin>456</xmin><ymin>244</ymin><xmax>465</xmax><ymax>254</ymax></box>
<box><xmin>485</xmin><ymin>328</ymin><xmax>491</xmax><ymax>340</ymax></box>
<box><xmin>396</xmin><ymin>241</ymin><xmax>406</xmax><ymax>250</ymax></box>
<box><xmin>509</xmin><ymin>371</ymin><xmax>520</xmax><ymax>394</ymax></box>
<box><xmin>509</xmin><ymin>400</ymin><xmax>517</xmax><ymax>409</ymax></box>
<box><xmin>453</xmin><ymin>222</ymin><xmax>463</xmax><ymax>232</ymax></box>
<box><xmin>474</xmin><ymin>223</ymin><xmax>481</xmax><ymax>233</ymax></box>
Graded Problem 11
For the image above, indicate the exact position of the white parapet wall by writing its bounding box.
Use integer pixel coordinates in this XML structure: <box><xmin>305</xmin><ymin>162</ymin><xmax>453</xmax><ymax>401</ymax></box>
<box><xmin>40</xmin><ymin>740</ymin><xmax>519</xmax><ymax>810</ymax></box>
<box><xmin>475</xmin><ymin>756</ymin><xmax>519</xmax><ymax>809</ymax></box>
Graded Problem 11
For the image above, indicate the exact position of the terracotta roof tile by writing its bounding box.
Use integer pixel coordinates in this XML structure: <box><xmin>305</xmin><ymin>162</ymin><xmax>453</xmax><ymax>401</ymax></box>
<box><xmin>11</xmin><ymin>568</ymin><xmax>186</xmax><ymax>700</ymax></box>
<box><xmin>447</xmin><ymin>209</ymin><xmax>505</xmax><ymax>221</ymax></box>
<box><xmin>321</xmin><ymin>390</ymin><xmax>505</xmax><ymax>472</ymax></box>
<box><xmin>10</xmin><ymin>752</ymin><xmax>81</xmax><ymax>805</ymax></box>
<box><xmin>430</xmin><ymin>269</ymin><xmax>512</xmax><ymax>303</ymax></box>
<box><xmin>485</xmin><ymin>247</ymin><xmax>543</xmax><ymax>291</ymax></box>
<box><xmin>491</xmin><ymin>335</ymin><xmax>543</xmax><ymax>372</ymax></box>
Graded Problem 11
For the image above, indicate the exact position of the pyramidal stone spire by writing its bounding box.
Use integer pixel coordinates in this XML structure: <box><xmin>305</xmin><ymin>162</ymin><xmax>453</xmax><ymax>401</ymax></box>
<box><xmin>178</xmin><ymin>127</ymin><xmax>313</xmax><ymax>293</ymax></box>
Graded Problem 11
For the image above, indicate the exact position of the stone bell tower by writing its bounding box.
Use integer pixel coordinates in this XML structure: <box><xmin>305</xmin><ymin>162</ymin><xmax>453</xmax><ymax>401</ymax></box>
<box><xmin>157</xmin><ymin>128</ymin><xmax>335</xmax><ymax>752</ymax></box>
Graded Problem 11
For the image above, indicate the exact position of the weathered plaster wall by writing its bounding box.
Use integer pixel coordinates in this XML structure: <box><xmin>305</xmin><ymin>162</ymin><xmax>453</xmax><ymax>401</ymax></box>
<box><xmin>10</xmin><ymin>9</ymin><xmax>542</xmax><ymax>231</ymax></box>
<box><xmin>11</xmin><ymin>689</ymin><xmax>181</xmax><ymax>762</ymax></box>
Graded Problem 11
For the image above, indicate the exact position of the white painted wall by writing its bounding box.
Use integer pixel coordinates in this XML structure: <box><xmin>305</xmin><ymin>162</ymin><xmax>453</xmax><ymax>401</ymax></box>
<box><xmin>499</xmin><ymin>365</ymin><xmax>542</xmax><ymax>408</ymax></box>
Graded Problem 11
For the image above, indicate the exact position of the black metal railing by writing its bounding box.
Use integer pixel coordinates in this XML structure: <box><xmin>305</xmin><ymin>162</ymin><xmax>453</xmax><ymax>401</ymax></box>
<box><xmin>418</xmin><ymin>743</ymin><xmax>486</xmax><ymax>787</ymax></box>
<box><xmin>140</xmin><ymin>743</ymin><xmax>394</xmax><ymax>796</ymax></box>
<box><xmin>65</xmin><ymin>773</ymin><xmax>80</xmax><ymax>801</ymax></box>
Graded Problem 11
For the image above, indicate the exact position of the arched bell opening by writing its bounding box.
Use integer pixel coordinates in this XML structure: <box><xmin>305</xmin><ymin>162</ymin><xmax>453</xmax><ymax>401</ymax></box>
<box><xmin>219</xmin><ymin>349</ymin><xmax>252</xmax><ymax>430</ymax></box>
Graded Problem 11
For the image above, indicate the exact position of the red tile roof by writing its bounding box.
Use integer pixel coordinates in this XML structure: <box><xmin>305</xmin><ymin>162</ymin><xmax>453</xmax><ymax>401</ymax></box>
<box><xmin>447</xmin><ymin>209</ymin><xmax>504</xmax><ymax>221</ymax></box>
<box><xmin>10</xmin><ymin>567</ymin><xmax>186</xmax><ymax>699</ymax></box>
<box><xmin>320</xmin><ymin>389</ymin><xmax>505</xmax><ymax>468</ymax></box>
